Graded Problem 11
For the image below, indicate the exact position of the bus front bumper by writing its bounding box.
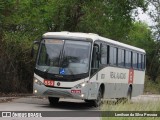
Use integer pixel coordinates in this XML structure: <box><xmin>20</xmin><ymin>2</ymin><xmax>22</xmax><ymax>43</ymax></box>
<box><xmin>33</xmin><ymin>83</ymin><xmax>90</xmax><ymax>100</ymax></box>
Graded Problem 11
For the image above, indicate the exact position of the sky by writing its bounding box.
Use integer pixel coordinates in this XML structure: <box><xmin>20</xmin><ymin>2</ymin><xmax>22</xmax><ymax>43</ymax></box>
<box><xmin>135</xmin><ymin>4</ymin><xmax>156</xmax><ymax>26</ymax></box>
<box><xmin>137</xmin><ymin>8</ymin><xmax>153</xmax><ymax>26</ymax></box>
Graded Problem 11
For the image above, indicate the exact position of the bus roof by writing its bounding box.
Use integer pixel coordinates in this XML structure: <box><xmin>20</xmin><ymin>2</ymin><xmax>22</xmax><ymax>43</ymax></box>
<box><xmin>43</xmin><ymin>32</ymin><xmax>146</xmax><ymax>53</ymax></box>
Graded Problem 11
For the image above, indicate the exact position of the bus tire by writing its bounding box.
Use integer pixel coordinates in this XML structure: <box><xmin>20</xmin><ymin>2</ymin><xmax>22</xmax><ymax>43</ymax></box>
<box><xmin>48</xmin><ymin>97</ymin><xmax>59</xmax><ymax>105</ymax></box>
<box><xmin>92</xmin><ymin>88</ymin><xmax>102</xmax><ymax>107</ymax></box>
<box><xmin>127</xmin><ymin>86</ymin><xmax>132</xmax><ymax>102</ymax></box>
<box><xmin>84</xmin><ymin>100</ymin><xmax>91</xmax><ymax>103</ymax></box>
<box><xmin>116</xmin><ymin>86</ymin><xmax>132</xmax><ymax>104</ymax></box>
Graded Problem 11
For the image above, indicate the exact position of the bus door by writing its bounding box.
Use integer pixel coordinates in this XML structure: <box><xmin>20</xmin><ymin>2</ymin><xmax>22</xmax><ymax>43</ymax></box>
<box><xmin>91</xmin><ymin>43</ymin><xmax>100</xmax><ymax>79</ymax></box>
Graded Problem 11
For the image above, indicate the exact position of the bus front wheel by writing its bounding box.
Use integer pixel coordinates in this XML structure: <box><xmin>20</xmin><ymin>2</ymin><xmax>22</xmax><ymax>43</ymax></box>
<box><xmin>92</xmin><ymin>88</ymin><xmax>103</xmax><ymax>107</ymax></box>
<box><xmin>48</xmin><ymin>97</ymin><xmax>59</xmax><ymax>105</ymax></box>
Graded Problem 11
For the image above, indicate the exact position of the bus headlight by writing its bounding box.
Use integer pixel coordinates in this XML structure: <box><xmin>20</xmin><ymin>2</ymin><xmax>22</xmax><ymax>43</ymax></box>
<box><xmin>34</xmin><ymin>78</ymin><xmax>43</xmax><ymax>85</ymax></box>
<box><xmin>34</xmin><ymin>90</ymin><xmax>38</xmax><ymax>93</ymax></box>
<box><xmin>74</xmin><ymin>82</ymin><xmax>86</xmax><ymax>89</ymax></box>
<box><xmin>81</xmin><ymin>94</ymin><xmax>84</xmax><ymax>97</ymax></box>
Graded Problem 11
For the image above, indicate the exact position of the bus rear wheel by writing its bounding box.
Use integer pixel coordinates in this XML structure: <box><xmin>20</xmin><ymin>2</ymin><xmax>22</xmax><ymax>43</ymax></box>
<box><xmin>48</xmin><ymin>97</ymin><xmax>59</xmax><ymax>106</ymax></box>
<box><xmin>127</xmin><ymin>86</ymin><xmax>132</xmax><ymax>102</ymax></box>
<box><xmin>116</xmin><ymin>86</ymin><xmax>132</xmax><ymax>104</ymax></box>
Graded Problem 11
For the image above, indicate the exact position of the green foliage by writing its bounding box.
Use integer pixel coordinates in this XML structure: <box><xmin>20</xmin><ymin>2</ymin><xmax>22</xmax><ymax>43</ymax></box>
<box><xmin>144</xmin><ymin>76</ymin><xmax>160</xmax><ymax>94</ymax></box>
<box><xmin>147</xmin><ymin>0</ymin><xmax>160</xmax><ymax>81</ymax></box>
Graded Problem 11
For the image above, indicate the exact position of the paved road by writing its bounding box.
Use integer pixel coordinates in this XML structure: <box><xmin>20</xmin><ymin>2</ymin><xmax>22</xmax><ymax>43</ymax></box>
<box><xmin>0</xmin><ymin>97</ymin><xmax>98</xmax><ymax>111</ymax></box>
<box><xmin>0</xmin><ymin>95</ymin><xmax>160</xmax><ymax>120</ymax></box>
<box><xmin>0</xmin><ymin>97</ymin><xmax>100</xmax><ymax>120</ymax></box>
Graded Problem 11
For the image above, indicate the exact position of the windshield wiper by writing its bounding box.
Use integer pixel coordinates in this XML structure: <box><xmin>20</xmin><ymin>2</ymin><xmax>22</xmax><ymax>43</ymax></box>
<box><xmin>61</xmin><ymin>51</ymin><xmax>69</xmax><ymax>68</ymax></box>
<box><xmin>58</xmin><ymin>50</ymin><xmax>62</xmax><ymax>67</ymax></box>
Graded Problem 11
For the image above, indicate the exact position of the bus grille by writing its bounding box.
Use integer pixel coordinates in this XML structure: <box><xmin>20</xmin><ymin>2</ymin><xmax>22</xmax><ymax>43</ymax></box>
<box><xmin>43</xmin><ymin>89</ymin><xmax>72</xmax><ymax>97</ymax></box>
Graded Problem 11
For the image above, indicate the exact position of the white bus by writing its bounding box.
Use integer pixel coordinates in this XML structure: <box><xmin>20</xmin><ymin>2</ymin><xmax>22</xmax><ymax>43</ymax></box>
<box><xmin>33</xmin><ymin>32</ymin><xmax>146</xmax><ymax>107</ymax></box>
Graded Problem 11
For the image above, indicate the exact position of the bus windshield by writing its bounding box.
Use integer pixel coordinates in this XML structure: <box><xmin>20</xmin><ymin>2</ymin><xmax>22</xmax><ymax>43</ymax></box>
<box><xmin>36</xmin><ymin>39</ymin><xmax>91</xmax><ymax>75</ymax></box>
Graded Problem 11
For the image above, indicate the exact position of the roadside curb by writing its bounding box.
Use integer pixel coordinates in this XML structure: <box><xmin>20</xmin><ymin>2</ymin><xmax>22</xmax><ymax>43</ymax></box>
<box><xmin>0</xmin><ymin>94</ymin><xmax>33</xmax><ymax>103</ymax></box>
<box><xmin>0</xmin><ymin>95</ymin><xmax>47</xmax><ymax>103</ymax></box>
<box><xmin>0</xmin><ymin>97</ymin><xmax>18</xmax><ymax>103</ymax></box>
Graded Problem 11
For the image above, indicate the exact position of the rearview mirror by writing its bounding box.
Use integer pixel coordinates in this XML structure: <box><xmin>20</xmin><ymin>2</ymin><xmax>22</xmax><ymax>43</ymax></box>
<box><xmin>31</xmin><ymin>41</ymin><xmax>40</xmax><ymax>58</ymax></box>
<box><xmin>31</xmin><ymin>46</ymin><xmax>34</xmax><ymax>58</ymax></box>
<box><xmin>34</xmin><ymin>41</ymin><xmax>40</xmax><ymax>44</ymax></box>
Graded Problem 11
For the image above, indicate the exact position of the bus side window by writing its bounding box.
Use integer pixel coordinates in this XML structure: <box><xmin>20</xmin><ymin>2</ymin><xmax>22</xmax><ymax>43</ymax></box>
<box><xmin>107</xmin><ymin>45</ymin><xmax>110</xmax><ymax>64</ymax></box>
<box><xmin>137</xmin><ymin>53</ymin><xmax>139</xmax><ymax>69</ymax></box>
<box><xmin>110</xmin><ymin>46</ymin><xmax>117</xmax><ymax>66</ymax></box>
<box><xmin>118</xmin><ymin>49</ymin><xmax>125</xmax><ymax>67</ymax></box>
<box><xmin>91</xmin><ymin>44</ymin><xmax>100</xmax><ymax>76</ymax></box>
<box><xmin>141</xmin><ymin>54</ymin><xmax>145</xmax><ymax>70</ymax></box>
<box><xmin>144</xmin><ymin>55</ymin><xmax>146</xmax><ymax>69</ymax></box>
<box><xmin>133</xmin><ymin>52</ymin><xmax>137</xmax><ymax>69</ymax></box>
<box><xmin>100</xmin><ymin>43</ymin><xmax>107</xmax><ymax>65</ymax></box>
<box><xmin>125</xmin><ymin>50</ymin><xmax>131</xmax><ymax>68</ymax></box>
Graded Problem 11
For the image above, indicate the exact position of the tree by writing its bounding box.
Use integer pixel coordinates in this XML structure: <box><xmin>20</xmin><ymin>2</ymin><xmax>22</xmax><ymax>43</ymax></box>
<box><xmin>143</xmin><ymin>0</ymin><xmax>160</xmax><ymax>81</ymax></box>
<box><xmin>148</xmin><ymin>0</ymin><xmax>160</xmax><ymax>41</ymax></box>
<box><xmin>126</xmin><ymin>22</ymin><xmax>159</xmax><ymax>81</ymax></box>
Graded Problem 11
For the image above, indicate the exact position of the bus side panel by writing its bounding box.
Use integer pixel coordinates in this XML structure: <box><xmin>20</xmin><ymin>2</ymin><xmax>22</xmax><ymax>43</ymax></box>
<box><xmin>89</xmin><ymin>67</ymin><xmax>145</xmax><ymax>99</ymax></box>
<box><xmin>87</xmin><ymin>74</ymin><xmax>100</xmax><ymax>100</ymax></box>
<box><xmin>103</xmin><ymin>83</ymin><xmax>129</xmax><ymax>98</ymax></box>
<box><xmin>132</xmin><ymin>70</ymin><xmax>145</xmax><ymax>97</ymax></box>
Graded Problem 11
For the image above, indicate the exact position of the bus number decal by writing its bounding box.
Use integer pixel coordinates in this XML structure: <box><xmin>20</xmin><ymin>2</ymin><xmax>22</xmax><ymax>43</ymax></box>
<box><xmin>128</xmin><ymin>69</ymin><xmax>134</xmax><ymax>84</ymax></box>
<box><xmin>44</xmin><ymin>80</ymin><xmax>54</xmax><ymax>86</ymax></box>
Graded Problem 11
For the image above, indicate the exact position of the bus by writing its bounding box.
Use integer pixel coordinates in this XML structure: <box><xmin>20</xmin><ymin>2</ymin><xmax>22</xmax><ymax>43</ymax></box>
<box><xmin>32</xmin><ymin>32</ymin><xmax>146</xmax><ymax>107</ymax></box>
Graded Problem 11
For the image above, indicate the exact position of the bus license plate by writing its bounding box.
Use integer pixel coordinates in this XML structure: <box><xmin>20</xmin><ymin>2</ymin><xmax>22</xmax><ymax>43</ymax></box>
<box><xmin>44</xmin><ymin>80</ymin><xmax>54</xmax><ymax>86</ymax></box>
<box><xmin>71</xmin><ymin>90</ymin><xmax>81</xmax><ymax>94</ymax></box>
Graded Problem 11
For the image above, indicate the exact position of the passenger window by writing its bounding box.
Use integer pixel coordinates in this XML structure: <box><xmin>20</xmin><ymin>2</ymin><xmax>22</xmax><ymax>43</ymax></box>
<box><xmin>110</xmin><ymin>46</ymin><xmax>117</xmax><ymax>66</ymax></box>
<box><xmin>125</xmin><ymin>51</ymin><xmax>131</xmax><ymax>68</ymax></box>
<box><xmin>101</xmin><ymin>44</ymin><xmax>107</xmax><ymax>65</ymax></box>
<box><xmin>118</xmin><ymin>49</ymin><xmax>125</xmax><ymax>67</ymax></box>
<box><xmin>133</xmin><ymin>52</ymin><xmax>137</xmax><ymax>69</ymax></box>
<box><xmin>138</xmin><ymin>53</ymin><xmax>141</xmax><ymax>69</ymax></box>
<box><xmin>141</xmin><ymin>54</ymin><xmax>145</xmax><ymax>69</ymax></box>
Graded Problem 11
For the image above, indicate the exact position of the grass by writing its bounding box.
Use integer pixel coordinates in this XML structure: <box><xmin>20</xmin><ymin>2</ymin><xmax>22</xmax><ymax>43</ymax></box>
<box><xmin>101</xmin><ymin>100</ymin><xmax>160</xmax><ymax>120</ymax></box>
<box><xmin>144</xmin><ymin>76</ymin><xmax>160</xmax><ymax>94</ymax></box>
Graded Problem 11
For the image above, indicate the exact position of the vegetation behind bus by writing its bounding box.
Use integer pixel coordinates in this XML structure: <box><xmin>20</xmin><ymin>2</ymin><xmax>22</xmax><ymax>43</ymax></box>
<box><xmin>0</xmin><ymin>0</ymin><xmax>159</xmax><ymax>94</ymax></box>
<box><xmin>101</xmin><ymin>100</ymin><xmax>160</xmax><ymax>120</ymax></box>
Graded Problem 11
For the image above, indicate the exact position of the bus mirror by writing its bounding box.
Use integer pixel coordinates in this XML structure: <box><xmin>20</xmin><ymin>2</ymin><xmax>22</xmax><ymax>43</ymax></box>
<box><xmin>34</xmin><ymin>41</ymin><xmax>40</xmax><ymax>44</ymax></box>
<box><xmin>31</xmin><ymin>46</ymin><xmax>34</xmax><ymax>58</ymax></box>
<box><xmin>31</xmin><ymin>41</ymin><xmax>40</xmax><ymax>58</ymax></box>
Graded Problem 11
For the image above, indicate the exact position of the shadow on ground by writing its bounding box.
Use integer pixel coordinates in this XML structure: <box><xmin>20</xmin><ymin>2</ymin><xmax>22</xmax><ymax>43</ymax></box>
<box><xmin>40</xmin><ymin>101</ymin><xmax>98</xmax><ymax>110</ymax></box>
